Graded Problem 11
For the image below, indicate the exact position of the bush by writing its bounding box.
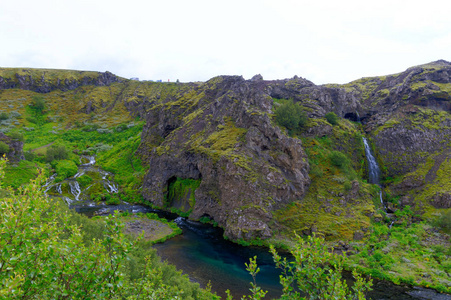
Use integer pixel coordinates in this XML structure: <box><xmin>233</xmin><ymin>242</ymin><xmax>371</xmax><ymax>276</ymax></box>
<box><xmin>46</xmin><ymin>145</ymin><xmax>69</xmax><ymax>162</ymax></box>
<box><xmin>24</xmin><ymin>150</ymin><xmax>36</xmax><ymax>161</ymax></box>
<box><xmin>329</xmin><ymin>150</ymin><xmax>349</xmax><ymax>168</ymax></box>
<box><xmin>230</xmin><ymin>234</ymin><xmax>373</xmax><ymax>299</ymax></box>
<box><xmin>54</xmin><ymin>160</ymin><xmax>78</xmax><ymax>182</ymax></box>
<box><xmin>0</xmin><ymin>112</ymin><xmax>9</xmax><ymax>120</ymax></box>
<box><xmin>7</xmin><ymin>131</ymin><xmax>24</xmax><ymax>142</ymax></box>
<box><xmin>434</xmin><ymin>210</ymin><xmax>451</xmax><ymax>234</ymax></box>
<box><xmin>0</xmin><ymin>141</ymin><xmax>10</xmax><ymax>155</ymax></box>
<box><xmin>9</xmin><ymin>111</ymin><xmax>21</xmax><ymax>118</ymax></box>
<box><xmin>76</xmin><ymin>174</ymin><xmax>93</xmax><ymax>187</ymax></box>
<box><xmin>30</xmin><ymin>95</ymin><xmax>45</xmax><ymax>114</ymax></box>
<box><xmin>275</xmin><ymin>101</ymin><xmax>308</xmax><ymax>132</ymax></box>
<box><xmin>325</xmin><ymin>112</ymin><xmax>339</xmax><ymax>125</ymax></box>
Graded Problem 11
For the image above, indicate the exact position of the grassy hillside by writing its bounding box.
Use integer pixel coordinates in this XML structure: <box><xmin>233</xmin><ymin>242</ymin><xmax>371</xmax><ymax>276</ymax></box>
<box><xmin>0</xmin><ymin>66</ymin><xmax>450</xmax><ymax>294</ymax></box>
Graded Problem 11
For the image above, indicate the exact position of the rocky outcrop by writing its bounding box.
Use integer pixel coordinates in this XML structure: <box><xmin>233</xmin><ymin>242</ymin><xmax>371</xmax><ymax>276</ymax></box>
<box><xmin>0</xmin><ymin>133</ymin><xmax>23</xmax><ymax>161</ymax></box>
<box><xmin>266</xmin><ymin>77</ymin><xmax>362</xmax><ymax>118</ymax></box>
<box><xmin>138</xmin><ymin>76</ymin><xmax>310</xmax><ymax>240</ymax></box>
<box><xmin>371</xmin><ymin>108</ymin><xmax>451</xmax><ymax>177</ymax></box>
<box><xmin>0</xmin><ymin>68</ymin><xmax>122</xmax><ymax>93</ymax></box>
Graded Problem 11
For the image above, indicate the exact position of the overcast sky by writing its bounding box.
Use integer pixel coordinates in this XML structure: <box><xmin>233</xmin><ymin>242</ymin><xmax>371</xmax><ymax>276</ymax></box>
<box><xmin>1</xmin><ymin>0</ymin><xmax>450</xmax><ymax>84</ymax></box>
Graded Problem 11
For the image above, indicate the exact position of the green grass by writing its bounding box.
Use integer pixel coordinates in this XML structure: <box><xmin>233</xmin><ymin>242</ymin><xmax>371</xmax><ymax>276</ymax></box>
<box><xmin>2</xmin><ymin>160</ymin><xmax>47</xmax><ymax>189</ymax></box>
<box><xmin>347</xmin><ymin>221</ymin><xmax>451</xmax><ymax>293</ymax></box>
<box><xmin>274</xmin><ymin>119</ymin><xmax>375</xmax><ymax>241</ymax></box>
<box><xmin>97</xmin><ymin>131</ymin><xmax>147</xmax><ymax>203</ymax></box>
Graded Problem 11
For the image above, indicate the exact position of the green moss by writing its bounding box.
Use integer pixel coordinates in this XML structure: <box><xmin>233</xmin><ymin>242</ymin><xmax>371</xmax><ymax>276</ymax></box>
<box><xmin>373</xmin><ymin>118</ymin><xmax>401</xmax><ymax>135</ymax></box>
<box><xmin>347</xmin><ymin>222</ymin><xmax>451</xmax><ymax>293</ymax></box>
<box><xmin>97</xmin><ymin>133</ymin><xmax>147</xmax><ymax>203</ymax></box>
<box><xmin>164</xmin><ymin>177</ymin><xmax>201</xmax><ymax>214</ymax></box>
<box><xmin>2</xmin><ymin>160</ymin><xmax>46</xmax><ymax>189</ymax></box>
<box><xmin>275</xmin><ymin>120</ymin><xmax>375</xmax><ymax>241</ymax></box>
<box><xmin>76</xmin><ymin>174</ymin><xmax>93</xmax><ymax>188</ymax></box>
<box><xmin>54</xmin><ymin>160</ymin><xmax>78</xmax><ymax>182</ymax></box>
<box><xmin>187</xmin><ymin>117</ymin><xmax>248</xmax><ymax>166</ymax></box>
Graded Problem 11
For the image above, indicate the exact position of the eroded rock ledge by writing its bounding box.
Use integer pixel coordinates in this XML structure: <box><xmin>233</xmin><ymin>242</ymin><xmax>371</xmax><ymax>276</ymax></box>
<box><xmin>138</xmin><ymin>76</ymin><xmax>310</xmax><ymax>240</ymax></box>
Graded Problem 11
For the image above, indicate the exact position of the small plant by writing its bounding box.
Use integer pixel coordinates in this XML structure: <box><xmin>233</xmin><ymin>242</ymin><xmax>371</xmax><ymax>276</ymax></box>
<box><xmin>329</xmin><ymin>150</ymin><xmax>349</xmax><ymax>168</ymax></box>
<box><xmin>46</xmin><ymin>145</ymin><xmax>69</xmax><ymax>162</ymax></box>
<box><xmin>0</xmin><ymin>141</ymin><xmax>10</xmax><ymax>155</ymax></box>
<box><xmin>30</xmin><ymin>95</ymin><xmax>45</xmax><ymax>114</ymax></box>
<box><xmin>275</xmin><ymin>100</ymin><xmax>308</xmax><ymax>133</ymax></box>
<box><xmin>325</xmin><ymin>112</ymin><xmax>339</xmax><ymax>125</ymax></box>
<box><xmin>0</xmin><ymin>112</ymin><xmax>9</xmax><ymax>120</ymax></box>
<box><xmin>7</xmin><ymin>131</ymin><xmax>24</xmax><ymax>142</ymax></box>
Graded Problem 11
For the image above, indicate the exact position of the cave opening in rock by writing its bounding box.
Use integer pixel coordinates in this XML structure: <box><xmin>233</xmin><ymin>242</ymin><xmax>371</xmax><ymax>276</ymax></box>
<box><xmin>164</xmin><ymin>176</ymin><xmax>202</xmax><ymax>214</ymax></box>
<box><xmin>344</xmin><ymin>112</ymin><xmax>360</xmax><ymax>122</ymax></box>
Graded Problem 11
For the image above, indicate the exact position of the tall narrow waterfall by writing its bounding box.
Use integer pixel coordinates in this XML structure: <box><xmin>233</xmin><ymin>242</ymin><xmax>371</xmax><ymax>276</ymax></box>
<box><xmin>362</xmin><ymin>137</ymin><xmax>381</xmax><ymax>185</ymax></box>
<box><xmin>362</xmin><ymin>137</ymin><xmax>385</xmax><ymax>210</ymax></box>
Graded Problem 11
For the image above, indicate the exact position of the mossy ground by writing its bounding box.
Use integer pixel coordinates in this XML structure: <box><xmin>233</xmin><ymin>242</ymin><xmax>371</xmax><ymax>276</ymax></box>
<box><xmin>274</xmin><ymin>117</ymin><xmax>376</xmax><ymax>241</ymax></box>
<box><xmin>2</xmin><ymin>160</ymin><xmax>47</xmax><ymax>189</ymax></box>
<box><xmin>347</xmin><ymin>221</ymin><xmax>451</xmax><ymax>293</ymax></box>
<box><xmin>2</xmin><ymin>67</ymin><xmax>451</xmax><ymax>295</ymax></box>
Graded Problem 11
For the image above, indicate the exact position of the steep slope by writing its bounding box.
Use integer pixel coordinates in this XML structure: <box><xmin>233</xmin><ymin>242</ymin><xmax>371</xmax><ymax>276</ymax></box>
<box><xmin>0</xmin><ymin>63</ymin><xmax>450</xmax><ymax>241</ymax></box>
<box><xmin>1</xmin><ymin>64</ymin><xmax>450</xmax><ymax>292</ymax></box>
<box><xmin>135</xmin><ymin>76</ymin><xmax>310</xmax><ymax>240</ymax></box>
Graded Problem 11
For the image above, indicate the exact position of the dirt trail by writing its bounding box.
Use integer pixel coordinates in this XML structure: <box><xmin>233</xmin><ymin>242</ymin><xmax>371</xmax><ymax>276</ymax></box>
<box><xmin>30</xmin><ymin>141</ymin><xmax>55</xmax><ymax>152</ymax></box>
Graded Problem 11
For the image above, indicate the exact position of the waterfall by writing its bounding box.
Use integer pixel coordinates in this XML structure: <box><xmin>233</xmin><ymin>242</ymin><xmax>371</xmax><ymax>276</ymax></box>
<box><xmin>362</xmin><ymin>137</ymin><xmax>385</xmax><ymax>210</ymax></box>
<box><xmin>100</xmin><ymin>170</ymin><xmax>118</xmax><ymax>193</ymax></box>
<box><xmin>68</xmin><ymin>181</ymin><xmax>81</xmax><ymax>201</ymax></box>
<box><xmin>56</xmin><ymin>184</ymin><xmax>62</xmax><ymax>194</ymax></box>
<box><xmin>362</xmin><ymin>137</ymin><xmax>381</xmax><ymax>185</ymax></box>
<box><xmin>104</xmin><ymin>180</ymin><xmax>118</xmax><ymax>194</ymax></box>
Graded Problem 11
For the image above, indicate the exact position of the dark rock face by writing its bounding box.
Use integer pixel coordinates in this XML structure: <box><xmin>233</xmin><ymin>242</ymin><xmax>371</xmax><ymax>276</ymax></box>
<box><xmin>431</xmin><ymin>193</ymin><xmax>451</xmax><ymax>208</ymax></box>
<box><xmin>373</xmin><ymin>113</ymin><xmax>451</xmax><ymax>176</ymax></box>
<box><xmin>0</xmin><ymin>133</ymin><xmax>23</xmax><ymax>161</ymax></box>
<box><xmin>0</xmin><ymin>70</ymin><xmax>121</xmax><ymax>93</ymax></box>
<box><xmin>138</xmin><ymin>76</ymin><xmax>310</xmax><ymax>240</ymax></box>
<box><xmin>133</xmin><ymin>61</ymin><xmax>451</xmax><ymax>239</ymax></box>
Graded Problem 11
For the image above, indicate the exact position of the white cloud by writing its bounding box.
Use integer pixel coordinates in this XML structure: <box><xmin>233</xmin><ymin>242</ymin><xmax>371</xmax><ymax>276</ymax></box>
<box><xmin>1</xmin><ymin>0</ymin><xmax>450</xmax><ymax>84</ymax></box>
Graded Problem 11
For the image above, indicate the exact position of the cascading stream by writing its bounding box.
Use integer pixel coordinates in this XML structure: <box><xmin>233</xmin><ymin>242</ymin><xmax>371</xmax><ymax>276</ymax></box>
<box><xmin>362</xmin><ymin>137</ymin><xmax>386</xmax><ymax>211</ymax></box>
<box><xmin>44</xmin><ymin>155</ymin><xmax>118</xmax><ymax>205</ymax></box>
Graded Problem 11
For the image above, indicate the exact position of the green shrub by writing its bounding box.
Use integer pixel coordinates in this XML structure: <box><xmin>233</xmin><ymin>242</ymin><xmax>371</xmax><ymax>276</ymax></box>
<box><xmin>46</xmin><ymin>145</ymin><xmax>69</xmax><ymax>162</ymax></box>
<box><xmin>26</xmin><ymin>116</ymin><xmax>38</xmax><ymax>124</ymax></box>
<box><xmin>242</xmin><ymin>234</ymin><xmax>373</xmax><ymax>300</ymax></box>
<box><xmin>325</xmin><ymin>112</ymin><xmax>339</xmax><ymax>125</ymax></box>
<box><xmin>54</xmin><ymin>160</ymin><xmax>78</xmax><ymax>182</ymax></box>
<box><xmin>0</xmin><ymin>112</ymin><xmax>9</xmax><ymax>121</ymax></box>
<box><xmin>0</xmin><ymin>142</ymin><xmax>10</xmax><ymax>155</ymax></box>
<box><xmin>433</xmin><ymin>210</ymin><xmax>451</xmax><ymax>234</ymax></box>
<box><xmin>275</xmin><ymin>100</ymin><xmax>308</xmax><ymax>132</ymax></box>
<box><xmin>105</xmin><ymin>194</ymin><xmax>121</xmax><ymax>205</ymax></box>
<box><xmin>24</xmin><ymin>150</ymin><xmax>36</xmax><ymax>161</ymax></box>
<box><xmin>30</xmin><ymin>95</ymin><xmax>45</xmax><ymax>114</ymax></box>
<box><xmin>76</xmin><ymin>174</ymin><xmax>93</xmax><ymax>187</ymax></box>
<box><xmin>7</xmin><ymin>131</ymin><xmax>24</xmax><ymax>142</ymax></box>
<box><xmin>329</xmin><ymin>150</ymin><xmax>349</xmax><ymax>168</ymax></box>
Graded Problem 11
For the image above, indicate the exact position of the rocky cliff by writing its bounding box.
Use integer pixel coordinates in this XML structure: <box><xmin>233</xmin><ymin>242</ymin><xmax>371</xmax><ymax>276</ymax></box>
<box><xmin>0</xmin><ymin>132</ymin><xmax>23</xmax><ymax>161</ymax></box>
<box><xmin>137</xmin><ymin>76</ymin><xmax>310</xmax><ymax>240</ymax></box>
<box><xmin>0</xmin><ymin>68</ymin><xmax>122</xmax><ymax>93</ymax></box>
<box><xmin>0</xmin><ymin>61</ymin><xmax>450</xmax><ymax>241</ymax></box>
